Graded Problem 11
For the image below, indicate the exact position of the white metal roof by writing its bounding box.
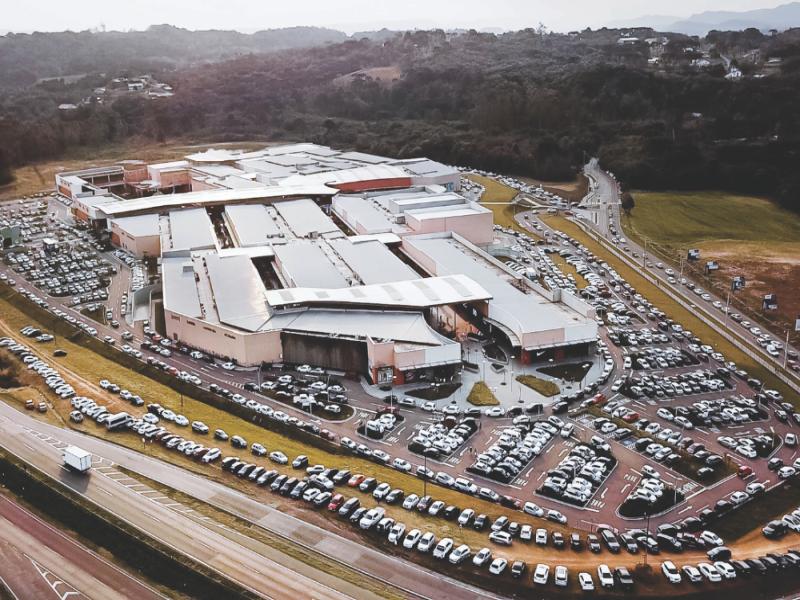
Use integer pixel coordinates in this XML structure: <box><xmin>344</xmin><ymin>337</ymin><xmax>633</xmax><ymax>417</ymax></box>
<box><xmin>97</xmin><ymin>184</ymin><xmax>337</xmax><ymax>217</ymax></box>
<box><xmin>273</xmin><ymin>242</ymin><xmax>349</xmax><ymax>289</ymax></box>
<box><xmin>205</xmin><ymin>253</ymin><xmax>271</xmax><ymax>332</ymax></box>
<box><xmin>403</xmin><ymin>235</ymin><xmax>594</xmax><ymax>346</ymax></box>
<box><xmin>328</xmin><ymin>238</ymin><xmax>418</xmax><ymax>285</ymax></box>
<box><xmin>265</xmin><ymin>274</ymin><xmax>491</xmax><ymax>309</ymax></box>
<box><xmin>279</xmin><ymin>164</ymin><xmax>409</xmax><ymax>188</ymax></box>
<box><xmin>224</xmin><ymin>204</ymin><xmax>282</xmax><ymax>247</ymax></box>
<box><xmin>332</xmin><ymin>195</ymin><xmax>408</xmax><ymax>235</ymax></box>
<box><xmin>162</xmin><ymin>257</ymin><xmax>202</xmax><ymax>318</ymax></box>
<box><xmin>273</xmin><ymin>198</ymin><xmax>340</xmax><ymax>238</ymax></box>
<box><xmin>111</xmin><ymin>213</ymin><xmax>160</xmax><ymax>237</ymax></box>
<box><xmin>267</xmin><ymin>308</ymin><xmax>453</xmax><ymax>346</ymax></box>
<box><xmin>164</xmin><ymin>209</ymin><xmax>216</xmax><ymax>252</ymax></box>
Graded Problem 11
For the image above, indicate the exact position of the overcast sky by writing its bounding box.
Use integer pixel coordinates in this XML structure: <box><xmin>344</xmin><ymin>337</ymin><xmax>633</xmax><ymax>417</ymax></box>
<box><xmin>5</xmin><ymin>0</ymin><xmax>784</xmax><ymax>34</ymax></box>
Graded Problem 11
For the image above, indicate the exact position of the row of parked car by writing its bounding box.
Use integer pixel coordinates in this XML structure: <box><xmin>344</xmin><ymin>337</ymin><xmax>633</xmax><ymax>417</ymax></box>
<box><xmin>0</xmin><ymin>337</ymin><xmax>75</xmax><ymax>399</ymax></box>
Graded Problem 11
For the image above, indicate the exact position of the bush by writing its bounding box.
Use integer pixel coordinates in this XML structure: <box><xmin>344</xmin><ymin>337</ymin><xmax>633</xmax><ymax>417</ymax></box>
<box><xmin>466</xmin><ymin>381</ymin><xmax>499</xmax><ymax>406</ymax></box>
<box><xmin>515</xmin><ymin>375</ymin><xmax>560</xmax><ymax>397</ymax></box>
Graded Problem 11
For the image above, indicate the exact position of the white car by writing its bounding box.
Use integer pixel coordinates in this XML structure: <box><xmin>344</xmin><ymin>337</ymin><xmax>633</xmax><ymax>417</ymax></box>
<box><xmin>269</xmin><ymin>451</ymin><xmax>288</xmax><ymax>464</ymax></box>
<box><xmin>698</xmin><ymin>562</ymin><xmax>721</xmax><ymax>582</ymax></box>
<box><xmin>448</xmin><ymin>544</ymin><xmax>471</xmax><ymax>565</ymax></box>
<box><xmin>597</xmin><ymin>564</ymin><xmax>614</xmax><ymax>589</ymax></box>
<box><xmin>220</xmin><ymin>362</ymin><xmax>236</xmax><ymax>370</ymax></box>
<box><xmin>472</xmin><ymin>547</ymin><xmax>492</xmax><ymax>567</ymax></box>
<box><xmin>681</xmin><ymin>565</ymin><xmax>703</xmax><ymax>583</ymax></box>
<box><xmin>578</xmin><ymin>572</ymin><xmax>595</xmax><ymax>591</ymax></box>
<box><xmin>554</xmin><ymin>565</ymin><xmax>568</xmax><ymax>587</ymax></box>
<box><xmin>523</xmin><ymin>502</ymin><xmax>544</xmax><ymax>517</ymax></box>
<box><xmin>402</xmin><ymin>494</ymin><xmax>420</xmax><ymax>510</ymax></box>
<box><xmin>484</xmin><ymin>406</ymin><xmax>505</xmax><ymax>418</ymax></box>
<box><xmin>417</xmin><ymin>532</ymin><xmax>436</xmax><ymax>553</ymax></box>
<box><xmin>699</xmin><ymin>530</ymin><xmax>723</xmax><ymax>546</ymax></box>
<box><xmin>433</xmin><ymin>538</ymin><xmax>454</xmax><ymax>559</ymax></box>
<box><xmin>714</xmin><ymin>561</ymin><xmax>736</xmax><ymax>580</ymax></box>
<box><xmin>779</xmin><ymin>466</ymin><xmax>797</xmax><ymax>479</ymax></box>
<box><xmin>174</xmin><ymin>415</ymin><xmax>189</xmax><ymax>427</ymax></box>
<box><xmin>403</xmin><ymin>529</ymin><xmax>422</xmax><ymax>550</ymax></box>
<box><xmin>533</xmin><ymin>564</ymin><xmax>549</xmax><ymax>585</ymax></box>
<box><xmin>489</xmin><ymin>558</ymin><xmax>508</xmax><ymax>575</ymax></box>
<box><xmin>662</xmin><ymin>561</ymin><xmax>682</xmax><ymax>584</ymax></box>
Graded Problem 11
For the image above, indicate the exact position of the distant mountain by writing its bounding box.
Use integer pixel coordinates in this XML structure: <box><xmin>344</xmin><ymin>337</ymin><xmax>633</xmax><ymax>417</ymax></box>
<box><xmin>606</xmin><ymin>15</ymin><xmax>683</xmax><ymax>30</ymax></box>
<box><xmin>608</xmin><ymin>2</ymin><xmax>800</xmax><ymax>35</ymax></box>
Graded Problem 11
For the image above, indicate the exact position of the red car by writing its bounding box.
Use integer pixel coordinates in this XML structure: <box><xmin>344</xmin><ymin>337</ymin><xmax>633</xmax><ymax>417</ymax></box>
<box><xmin>327</xmin><ymin>493</ymin><xmax>344</xmax><ymax>511</ymax></box>
<box><xmin>347</xmin><ymin>473</ymin><xmax>365</xmax><ymax>487</ymax></box>
<box><xmin>737</xmin><ymin>465</ymin><xmax>753</xmax><ymax>478</ymax></box>
<box><xmin>622</xmin><ymin>412</ymin><xmax>639</xmax><ymax>423</ymax></box>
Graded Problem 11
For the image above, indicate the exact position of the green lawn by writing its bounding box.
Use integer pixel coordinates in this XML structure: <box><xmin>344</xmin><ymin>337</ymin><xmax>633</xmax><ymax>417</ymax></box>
<box><xmin>466</xmin><ymin>381</ymin><xmax>499</xmax><ymax>406</ymax></box>
<box><xmin>515</xmin><ymin>375</ymin><xmax>560</xmax><ymax>397</ymax></box>
<box><xmin>625</xmin><ymin>191</ymin><xmax>800</xmax><ymax>251</ymax></box>
<box><xmin>542</xmin><ymin>214</ymin><xmax>798</xmax><ymax>406</ymax></box>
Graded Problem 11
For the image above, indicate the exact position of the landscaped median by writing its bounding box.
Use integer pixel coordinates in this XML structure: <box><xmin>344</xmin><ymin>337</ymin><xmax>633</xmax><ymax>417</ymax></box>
<box><xmin>466</xmin><ymin>381</ymin><xmax>499</xmax><ymax>406</ymax></box>
<box><xmin>516</xmin><ymin>375</ymin><xmax>560</xmax><ymax>397</ymax></box>
<box><xmin>541</xmin><ymin>214</ymin><xmax>798</xmax><ymax>405</ymax></box>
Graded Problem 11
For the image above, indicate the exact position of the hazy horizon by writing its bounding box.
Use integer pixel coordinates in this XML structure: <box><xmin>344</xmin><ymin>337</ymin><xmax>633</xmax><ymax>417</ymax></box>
<box><xmin>2</xmin><ymin>0</ymin><xmax>786</xmax><ymax>35</ymax></box>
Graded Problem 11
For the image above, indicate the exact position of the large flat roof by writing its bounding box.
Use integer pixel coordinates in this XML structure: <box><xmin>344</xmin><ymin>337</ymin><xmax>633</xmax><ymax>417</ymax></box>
<box><xmin>329</xmin><ymin>238</ymin><xmax>418</xmax><ymax>285</ymax></box>
<box><xmin>224</xmin><ymin>204</ymin><xmax>282</xmax><ymax>247</ymax></box>
<box><xmin>98</xmin><ymin>184</ymin><xmax>337</xmax><ymax>217</ymax></box>
<box><xmin>111</xmin><ymin>213</ymin><xmax>160</xmax><ymax>237</ymax></box>
<box><xmin>273</xmin><ymin>242</ymin><xmax>349</xmax><ymax>289</ymax></box>
<box><xmin>267</xmin><ymin>309</ymin><xmax>451</xmax><ymax>346</ymax></box>
<box><xmin>332</xmin><ymin>195</ymin><xmax>408</xmax><ymax>235</ymax></box>
<box><xmin>205</xmin><ymin>253</ymin><xmax>271</xmax><ymax>332</ymax></box>
<box><xmin>273</xmin><ymin>198</ymin><xmax>341</xmax><ymax>238</ymax></box>
<box><xmin>162</xmin><ymin>257</ymin><xmax>202</xmax><ymax>318</ymax></box>
<box><xmin>164</xmin><ymin>209</ymin><xmax>216</xmax><ymax>252</ymax></box>
<box><xmin>403</xmin><ymin>235</ymin><xmax>596</xmax><ymax>348</ymax></box>
<box><xmin>266</xmin><ymin>274</ymin><xmax>491</xmax><ymax>310</ymax></box>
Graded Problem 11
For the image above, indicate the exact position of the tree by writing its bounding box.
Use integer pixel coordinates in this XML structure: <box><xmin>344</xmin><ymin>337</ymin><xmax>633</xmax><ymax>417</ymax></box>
<box><xmin>621</xmin><ymin>191</ymin><xmax>635</xmax><ymax>215</ymax></box>
<box><xmin>0</xmin><ymin>150</ymin><xmax>13</xmax><ymax>186</ymax></box>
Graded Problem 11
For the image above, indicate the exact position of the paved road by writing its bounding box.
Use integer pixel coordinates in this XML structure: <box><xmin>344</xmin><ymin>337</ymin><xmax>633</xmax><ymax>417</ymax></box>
<box><xmin>0</xmin><ymin>402</ymin><xmax>506</xmax><ymax>600</ymax></box>
<box><xmin>0</xmin><ymin>405</ymin><xmax>359</xmax><ymax>600</ymax></box>
<box><xmin>0</xmin><ymin>493</ymin><xmax>164</xmax><ymax>600</ymax></box>
<box><xmin>576</xmin><ymin>163</ymin><xmax>800</xmax><ymax>391</ymax></box>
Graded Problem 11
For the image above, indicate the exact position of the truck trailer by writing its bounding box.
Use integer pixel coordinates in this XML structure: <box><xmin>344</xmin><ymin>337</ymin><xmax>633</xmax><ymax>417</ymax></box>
<box><xmin>63</xmin><ymin>445</ymin><xmax>92</xmax><ymax>473</ymax></box>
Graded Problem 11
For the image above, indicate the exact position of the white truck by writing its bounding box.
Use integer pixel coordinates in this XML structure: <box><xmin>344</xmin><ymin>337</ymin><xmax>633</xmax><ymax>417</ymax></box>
<box><xmin>63</xmin><ymin>446</ymin><xmax>92</xmax><ymax>474</ymax></box>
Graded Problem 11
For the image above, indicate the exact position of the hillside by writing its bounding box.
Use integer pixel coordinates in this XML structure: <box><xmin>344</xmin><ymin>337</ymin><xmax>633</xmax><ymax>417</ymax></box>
<box><xmin>1</xmin><ymin>27</ymin><xmax>799</xmax><ymax>213</ymax></box>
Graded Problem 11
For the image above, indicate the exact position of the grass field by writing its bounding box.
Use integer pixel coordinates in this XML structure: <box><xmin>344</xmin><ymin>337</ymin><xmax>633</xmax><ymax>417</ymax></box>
<box><xmin>466</xmin><ymin>174</ymin><xmax>542</xmax><ymax>239</ymax></box>
<box><xmin>519</xmin><ymin>173</ymin><xmax>590</xmax><ymax>204</ymax></box>
<box><xmin>466</xmin><ymin>381</ymin><xmax>499</xmax><ymax>406</ymax></box>
<box><xmin>542</xmin><ymin>214</ymin><xmax>798</xmax><ymax>405</ymax></box>
<box><xmin>515</xmin><ymin>375</ymin><xmax>560</xmax><ymax>397</ymax></box>
<box><xmin>622</xmin><ymin>191</ymin><xmax>800</xmax><ymax>345</ymax></box>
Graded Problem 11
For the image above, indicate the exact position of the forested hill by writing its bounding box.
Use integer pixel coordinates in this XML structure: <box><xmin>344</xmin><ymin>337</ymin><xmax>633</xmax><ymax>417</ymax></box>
<box><xmin>1</xmin><ymin>27</ymin><xmax>800</xmax><ymax>210</ymax></box>
<box><xmin>0</xmin><ymin>25</ymin><xmax>348</xmax><ymax>88</ymax></box>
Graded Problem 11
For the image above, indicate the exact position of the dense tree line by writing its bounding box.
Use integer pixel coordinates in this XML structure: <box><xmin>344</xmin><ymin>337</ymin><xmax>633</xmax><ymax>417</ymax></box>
<box><xmin>1</xmin><ymin>27</ymin><xmax>800</xmax><ymax>210</ymax></box>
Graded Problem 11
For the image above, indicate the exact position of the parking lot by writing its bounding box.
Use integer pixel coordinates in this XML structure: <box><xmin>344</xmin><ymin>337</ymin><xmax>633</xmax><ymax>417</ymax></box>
<box><xmin>2</xmin><ymin>184</ymin><xmax>800</xmax><ymax>594</ymax></box>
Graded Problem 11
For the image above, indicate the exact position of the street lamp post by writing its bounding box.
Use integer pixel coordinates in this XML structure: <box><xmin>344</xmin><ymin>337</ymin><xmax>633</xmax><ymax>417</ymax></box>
<box><xmin>423</xmin><ymin>452</ymin><xmax>428</xmax><ymax>497</ymax></box>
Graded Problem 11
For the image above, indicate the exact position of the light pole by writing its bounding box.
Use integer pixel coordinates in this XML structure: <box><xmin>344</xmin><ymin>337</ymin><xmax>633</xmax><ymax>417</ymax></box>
<box><xmin>423</xmin><ymin>452</ymin><xmax>428</xmax><ymax>497</ymax></box>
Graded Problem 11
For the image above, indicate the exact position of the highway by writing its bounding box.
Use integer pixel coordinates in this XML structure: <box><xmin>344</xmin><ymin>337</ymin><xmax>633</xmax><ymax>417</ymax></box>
<box><xmin>576</xmin><ymin>162</ymin><xmax>800</xmax><ymax>394</ymax></box>
<box><xmin>0</xmin><ymin>493</ymin><xmax>165</xmax><ymax>600</ymax></box>
<box><xmin>0</xmin><ymin>401</ymin><xmax>506</xmax><ymax>600</ymax></box>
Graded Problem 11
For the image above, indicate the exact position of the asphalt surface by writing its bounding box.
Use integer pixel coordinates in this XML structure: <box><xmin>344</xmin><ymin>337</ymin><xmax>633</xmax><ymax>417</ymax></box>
<box><xmin>577</xmin><ymin>164</ymin><xmax>800</xmax><ymax>391</ymax></box>
<box><xmin>0</xmin><ymin>493</ymin><xmax>164</xmax><ymax>600</ymax></box>
<box><xmin>2</xmin><ymin>195</ymin><xmax>798</xmax><ymax>535</ymax></box>
<box><xmin>0</xmin><ymin>402</ymin><xmax>506</xmax><ymax>600</ymax></box>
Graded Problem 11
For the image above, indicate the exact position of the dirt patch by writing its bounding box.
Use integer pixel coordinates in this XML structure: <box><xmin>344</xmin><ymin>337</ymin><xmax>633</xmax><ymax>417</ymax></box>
<box><xmin>516</xmin><ymin>375</ymin><xmax>560</xmax><ymax>397</ymax></box>
<box><xmin>466</xmin><ymin>381</ymin><xmax>499</xmax><ymax>406</ymax></box>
